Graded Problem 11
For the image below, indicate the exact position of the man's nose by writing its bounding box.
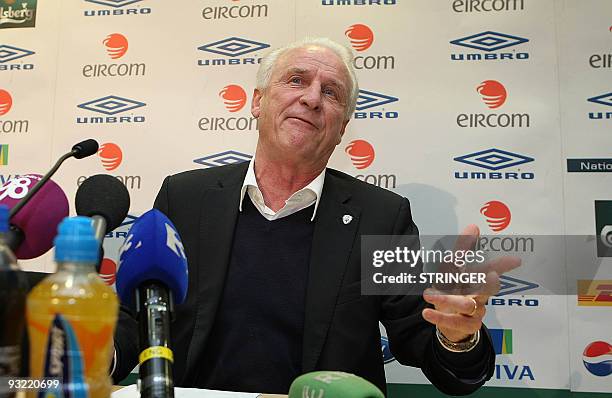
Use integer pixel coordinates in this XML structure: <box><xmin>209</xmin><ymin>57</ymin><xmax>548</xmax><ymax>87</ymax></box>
<box><xmin>299</xmin><ymin>83</ymin><xmax>322</xmax><ymax>111</ymax></box>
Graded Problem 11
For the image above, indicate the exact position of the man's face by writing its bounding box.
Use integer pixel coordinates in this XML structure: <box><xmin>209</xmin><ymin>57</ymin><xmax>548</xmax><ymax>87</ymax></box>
<box><xmin>251</xmin><ymin>46</ymin><xmax>351</xmax><ymax>167</ymax></box>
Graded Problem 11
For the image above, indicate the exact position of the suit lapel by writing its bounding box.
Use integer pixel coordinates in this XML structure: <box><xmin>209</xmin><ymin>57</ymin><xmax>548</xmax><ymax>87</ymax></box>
<box><xmin>302</xmin><ymin>172</ymin><xmax>361</xmax><ymax>372</ymax></box>
<box><xmin>184</xmin><ymin>163</ymin><xmax>247</xmax><ymax>381</ymax></box>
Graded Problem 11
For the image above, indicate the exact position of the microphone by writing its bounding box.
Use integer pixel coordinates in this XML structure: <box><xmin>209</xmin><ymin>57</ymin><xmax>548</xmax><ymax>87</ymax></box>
<box><xmin>75</xmin><ymin>174</ymin><xmax>130</xmax><ymax>269</ymax></box>
<box><xmin>116</xmin><ymin>209</ymin><xmax>188</xmax><ymax>398</ymax></box>
<box><xmin>9</xmin><ymin>139</ymin><xmax>98</xmax><ymax>219</ymax></box>
<box><xmin>0</xmin><ymin>175</ymin><xmax>69</xmax><ymax>259</ymax></box>
<box><xmin>288</xmin><ymin>371</ymin><xmax>384</xmax><ymax>398</ymax></box>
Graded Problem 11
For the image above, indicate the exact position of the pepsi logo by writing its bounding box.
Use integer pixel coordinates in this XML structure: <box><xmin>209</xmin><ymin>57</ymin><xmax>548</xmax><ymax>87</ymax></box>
<box><xmin>345</xmin><ymin>139</ymin><xmax>375</xmax><ymax>169</ymax></box>
<box><xmin>480</xmin><ymin>201</ymin><xmax>511</xmax><ymax>232</ymax></box>
<box><xmin>0</xmin><ymin>90</ymin><xmax>13</xmax><ymax>116</ymax></box>
<box><xmin>98</xmin><ymin>142</ymin><xmax>123</xmax><ymax>171</ymax></box>
<box><xmin>345</xmin><ymin>24</ymin><xmax>374</xmax><ymax>52</ymax></box>
<box><xmin>219</xmin><ymin>85</ymin><xmax>247</xmax><ymax>112</ymax></box>
<box><xmin>99</xmin><ymin>258</ymin><xmax>117</xmax><ymax>286</ymax></box>
<box><xmin>477</xmin><ymin>80</ymin><xmax>507</xmax><ymax>109</ymax></box>
<box><xmin>583</xmin><ymin>341</ymin><xmax>612</xmax><ymax>377</ymax></box>
<box><xmin>103</xmin><ymin>33</ymin><xmax>129</xmax><ymax>59</ymax></box>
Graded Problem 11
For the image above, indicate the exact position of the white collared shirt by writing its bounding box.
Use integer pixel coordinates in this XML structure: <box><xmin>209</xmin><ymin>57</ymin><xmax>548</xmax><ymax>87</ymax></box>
<box><xmin>239</xmin><ymin>160</ymin><xmax>325</xmax><ymax>221</ymax></box>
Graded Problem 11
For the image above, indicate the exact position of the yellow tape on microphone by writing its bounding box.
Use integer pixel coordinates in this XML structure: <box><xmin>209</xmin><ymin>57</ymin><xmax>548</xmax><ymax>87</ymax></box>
<box><xmin>138</xmin><ymin>346</ymin><xmax>174</xmax><ymax>365</ymax></box>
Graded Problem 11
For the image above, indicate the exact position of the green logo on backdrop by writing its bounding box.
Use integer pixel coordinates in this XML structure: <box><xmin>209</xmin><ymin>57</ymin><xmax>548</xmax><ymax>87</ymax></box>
<box><xmin>0</xmin><ymin>0</ymin><xmax>37</xmax><ymax>29</ymax></box>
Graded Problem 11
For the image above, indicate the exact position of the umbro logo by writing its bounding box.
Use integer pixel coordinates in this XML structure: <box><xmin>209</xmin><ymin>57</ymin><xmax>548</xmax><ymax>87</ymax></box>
<box><xmin>198</xmin><ymin>37</ymin><xmax>270</xmax><ymax>57</ymax></box>
<box><xmin>497</xmin><ymin>275</ymin><xmax>539</xmax><ymax>296</ymax></box>
<box><xmin>193</xmin><ymin>151</ymin><xmax>252</xmax><ymax>168</ymax></box>
<box><xmin>450</xmin><ymin>31</ymin><xmax>529</xmax><ymax>52</ymax></box>
<box><xmin>588</xmin><ymin>92</ymin><xmax>612</xmax><ymax>107</ymax></box>
<box><xmin>454</xmin><ymin>148</ymin><xmax>534</xmax><ymax>171</ymax></box>
<box><xmin>355</xmin><ymin>90</ymin><xmax>398</xmax><ymax>111</ymax></box>
<box><xmin>85</xmin><ymin>0</ymin><xmax>143</xmax><ymax>7</ymax></box>
<box><xmin>77</xmin><ymin>95</ymin><xmax>146</xmax><ymax>115</ymax></box>
<box><xmin>0</xmin><ymin>45</ymin><xmax>35</xmax><ymax>63</ymax></box>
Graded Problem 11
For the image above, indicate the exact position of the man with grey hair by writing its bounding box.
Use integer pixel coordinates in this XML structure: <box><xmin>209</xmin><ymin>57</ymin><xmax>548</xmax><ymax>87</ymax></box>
<box><xmin>113</xmin><ymin>37</ymin><xmax>502</xmax><ymax>395</ymax></box>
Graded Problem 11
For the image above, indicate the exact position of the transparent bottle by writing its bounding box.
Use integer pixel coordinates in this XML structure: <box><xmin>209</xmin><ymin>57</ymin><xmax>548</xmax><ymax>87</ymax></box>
<box><xmin>27</xmin><ymin>217</ymin><xmax>118</xmax><ymax>398</ymax></box>
<box><xmin>0</xmin><ymin>204</ymin><xmax>28</xmax><ymax>398</ymax></box>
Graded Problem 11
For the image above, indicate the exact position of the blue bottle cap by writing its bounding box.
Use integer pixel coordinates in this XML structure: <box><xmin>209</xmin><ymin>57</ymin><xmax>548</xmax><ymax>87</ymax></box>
<box><xmin>54</xmin><ymin>216</ymin><xmax>99</xmax><ymax>263</ymax></box>
<box><xmin>0</xmin><ymin>204</ymin><xmax>8</xmax><ymax>233</ymax></box>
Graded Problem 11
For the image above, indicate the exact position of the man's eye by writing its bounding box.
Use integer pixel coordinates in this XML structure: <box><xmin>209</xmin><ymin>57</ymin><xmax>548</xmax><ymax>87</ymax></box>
<box><xmin>290</xmin><ymin>77</ymin><xmax>302</xmax><ymax>84</ymax></box>
<box><xmin>323</xmin><ymin>88</ymin><xmax>337</xmax><ymax>98</ymax></box>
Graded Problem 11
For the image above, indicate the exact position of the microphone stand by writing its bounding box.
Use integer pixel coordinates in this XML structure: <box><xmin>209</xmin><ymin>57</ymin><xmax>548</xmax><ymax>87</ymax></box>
<box><xmin>137</xmin><ymin>282</ymin><xmax>175</xmax><ymax>398</ymax></box>
<box><xmin>9</xmin><ymin>151</ymin><xmax>75</xmax><ymax>219</ymax></box>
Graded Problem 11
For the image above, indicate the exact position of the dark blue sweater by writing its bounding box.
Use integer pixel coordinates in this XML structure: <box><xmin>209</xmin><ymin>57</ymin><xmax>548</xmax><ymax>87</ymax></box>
<box><xmin>197</xmin><ymin>196</ymin><xmax>315</xmax><ymax>393</ymax></box>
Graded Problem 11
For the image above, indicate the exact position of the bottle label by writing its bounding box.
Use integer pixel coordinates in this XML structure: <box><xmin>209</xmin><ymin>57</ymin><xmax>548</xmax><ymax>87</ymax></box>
<box><xmin>0</xmin><ymin>345</ymin><xmax>20</xmax><ymax>376</ymax></box>
<box><xmin>38</xmin><ymin>314</ymin><xmax>88</xmax><ymax>398</ymax></box>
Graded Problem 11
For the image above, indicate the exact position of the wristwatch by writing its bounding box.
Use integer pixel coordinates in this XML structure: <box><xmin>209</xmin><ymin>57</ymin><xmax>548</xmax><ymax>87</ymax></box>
<box><xmin>435</xmin><ymin>327</ymin><xmax>480</xmax><ymax>353</ymax></box>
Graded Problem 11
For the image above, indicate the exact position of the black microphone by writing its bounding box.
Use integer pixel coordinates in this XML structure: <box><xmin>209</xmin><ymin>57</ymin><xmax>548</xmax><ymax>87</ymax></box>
<box><xmin>9</xmin><ymin>139</ymin><xmax>99</xmax><ymax>219</ymax></box>
<box><xmin>75</xmin><ymin>174</ymin><xmax>130</xmax><ymax>271</ymax></box>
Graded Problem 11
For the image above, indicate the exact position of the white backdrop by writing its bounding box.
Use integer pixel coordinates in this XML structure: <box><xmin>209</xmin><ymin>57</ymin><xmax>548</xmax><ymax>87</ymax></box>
<box><xmin>1</xmin><ymin>0</ymin><xmax>611</xmax><ymax>394</ymax></box>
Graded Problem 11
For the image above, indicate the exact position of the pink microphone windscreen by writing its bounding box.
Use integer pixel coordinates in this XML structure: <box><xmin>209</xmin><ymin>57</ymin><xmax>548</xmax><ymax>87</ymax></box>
<box><xmin>0</xmin><ymin>174</ymin><xmax>69</xmax><ymax>259</ymax></box>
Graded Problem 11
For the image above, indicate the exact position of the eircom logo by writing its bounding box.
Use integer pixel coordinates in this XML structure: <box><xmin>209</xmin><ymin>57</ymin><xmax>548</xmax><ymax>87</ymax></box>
<box><xmin>103</xmin><ymin>33</ymin><xmax>128</xmax><ymax>59</ymax></box>
<box><xmin>219</xmin><ymin>85</ymin><xmax>247</xmax><ymax>112</ymax></box>
<box><xmin>99</xmin><ymin>258</ymin><xmax>117</xmax><ymax>285</ymax></box>
<box><xmin>0</xmin><ymin>89</ymin><xmax>12</xmax><ymax>116</ymax></box>
<box><xmin>480</xmin><ymin>201</ymin><xmax>511</xmax><ymax>232</ymax></box>
<box><xmin>477</xmin><ymin>80</ymin><xmax>507</xmax><ymax>109</ymax></box>
<box><xmin>345</xmin><ymin>24</ymin><xmax>374</xmax><ymax>51</ymax></box>
<box><xmin>98</xmin><ymin>142</ymin><xmax>123</xmax><ymax>171</ymax></box>
<box><xmin>345</xmin><ymin>139</ymin><xmax>375</xmax><ymax>169</ymax></box>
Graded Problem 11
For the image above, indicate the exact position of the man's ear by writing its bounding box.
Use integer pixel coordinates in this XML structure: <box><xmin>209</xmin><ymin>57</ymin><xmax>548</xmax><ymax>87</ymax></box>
<box><xmin>251</xmin><ymin>88</ymin><xmax>262</xmax><ymax>118</ymax></box>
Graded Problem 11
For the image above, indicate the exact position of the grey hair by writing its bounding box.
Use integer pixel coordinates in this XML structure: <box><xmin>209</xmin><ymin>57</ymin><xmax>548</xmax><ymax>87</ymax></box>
<box><xmin>255</xmin><ymin>37</ymin><xmax>359</xmax><ymax>120</ymax></box>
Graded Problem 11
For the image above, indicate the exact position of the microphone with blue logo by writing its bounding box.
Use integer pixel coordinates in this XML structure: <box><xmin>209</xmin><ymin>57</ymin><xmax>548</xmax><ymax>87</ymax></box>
<box><xmin>116</xmin><ymin>209</ymin><xmax>188</xmax><ymax>398</ymax></box>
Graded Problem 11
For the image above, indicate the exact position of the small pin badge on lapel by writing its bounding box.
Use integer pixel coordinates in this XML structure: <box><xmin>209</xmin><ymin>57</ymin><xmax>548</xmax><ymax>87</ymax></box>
<box><xmin>342</xmin><ymin>214</ymin><xmax>353</xmax><ymax>225</ymax></box>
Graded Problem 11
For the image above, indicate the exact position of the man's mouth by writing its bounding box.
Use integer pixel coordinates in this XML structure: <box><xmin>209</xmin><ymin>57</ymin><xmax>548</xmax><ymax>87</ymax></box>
<box><xmin>288</xmin><ymin>116</ymin><xmax>317</xmax><ymax>129</ymax></box>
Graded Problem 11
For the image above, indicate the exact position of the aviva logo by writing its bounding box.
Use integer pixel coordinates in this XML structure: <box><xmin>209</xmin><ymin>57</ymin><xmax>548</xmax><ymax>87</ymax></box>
<box><xmin>0</xmin><ymin>145</ymin><xmax>8</xmax><ymax>165</ymax></box>
<box><xmin>490</xmin><ymin>328</ymin><xmax>513</xmax><ymax>354</ymax></box>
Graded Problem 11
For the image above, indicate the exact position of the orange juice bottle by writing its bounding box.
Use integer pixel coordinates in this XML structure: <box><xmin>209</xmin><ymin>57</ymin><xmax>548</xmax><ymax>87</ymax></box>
<box><xmin>26</xmin><ymin>217</ymin><xmax>118</xmax><ymax>398</ymax></box>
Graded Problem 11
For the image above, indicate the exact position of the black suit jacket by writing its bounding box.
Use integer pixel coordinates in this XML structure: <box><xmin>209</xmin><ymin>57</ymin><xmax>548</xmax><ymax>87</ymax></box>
<box><xmin>113</xmin><ymin>162</ymin><xmax>495</xmax><ymax>395</ymax></box>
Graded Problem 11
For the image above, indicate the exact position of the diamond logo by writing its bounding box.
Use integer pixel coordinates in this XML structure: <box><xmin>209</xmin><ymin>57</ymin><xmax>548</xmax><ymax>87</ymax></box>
<box><xmin>198</xmin><ymin>37</ymin><xmax>270</xmax><ymax>57</ymax></box>
<box><xmin>355</xmin><ymin>90</ymin><xmax>398</xmax><ymax>111</ymax></box>
<box><xmin>454</xmin><ymin>148</ymin><xmax>534</xmax><ymax>171</ymax></box>
<box><xmin>77</xmin><ymin>95</ymin><xmax>146</xmax><ymax>115</ymax></box>
<box><xmin>0</xmin><ymin>45</ymin><xmax>34</xmax><ymax>63</ymax></box>
<box><xmin>85</xmin><ymin>0</ymin><xmax>144</xmax><ymax>7</ymax></box>
<box><xmin>588</xmin><ymin>92</ymin><xmax>612</xmax><ymax>107</ymax></box>
<box><xmin>497</xmin><ymin>275</ymin><xmax>539</xmax><ymax>296</ymax></box>
<box><xmin>194</xmin><ymin>151</ymin><xmax>252</xmax><ymax>168</ymax></box>
<box><xmin>450</xmin><ymin>31</ymin><xmax>529</xmax><ymax>52</ymax></box>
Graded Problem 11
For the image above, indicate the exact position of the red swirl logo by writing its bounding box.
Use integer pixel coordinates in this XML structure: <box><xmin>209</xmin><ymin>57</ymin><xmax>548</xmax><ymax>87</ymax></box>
<box><xmin>219</xmin><ymin>85</ymin><xmax>247</xmax><ymax>112</ymax></box>
<box><xmin>99</xmin><ymin>258</ymin><xmax>117</xmax><ymax>286</ymax></box>
<box><xmin>345</xmin><ymin>139</ymin><xmax>375</xmax><ymax>170</ymax></box>
<box><xmin>477</xmin><ymin>80</ymin><xmax>507</xmax><ymax>109</ymax></box>
<box><xmin>345</xmin><ymin>24</ymin><xmax>374</xmax><ymax>52</ymax></box>
<box><xmin>98</xmin><ymin>142</ymin><xmax>123</xmax><ymax>171</ymax></box>
<box><xmin>103</xmin><ymin>33</ymin><xmax>129</xmax><ymax>59</ymax></box>
<box><xmin>480</xmin><ymin>201</ymin><xmax>511</xmax><ymax>232</ymax></box>
<box><xmin>0</xmin><ymin>90</ymin><xmax>13</xmax><ymax>116</ymax></box>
